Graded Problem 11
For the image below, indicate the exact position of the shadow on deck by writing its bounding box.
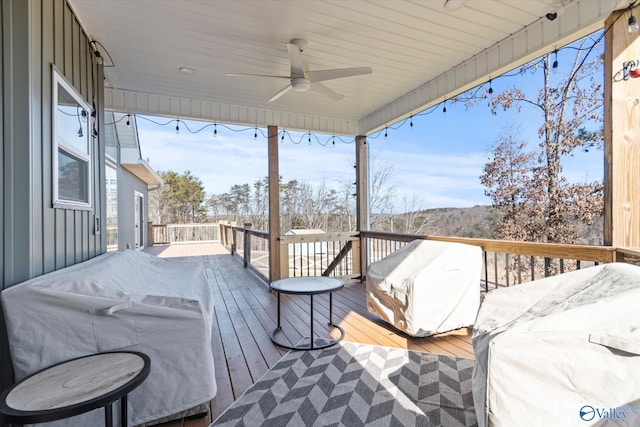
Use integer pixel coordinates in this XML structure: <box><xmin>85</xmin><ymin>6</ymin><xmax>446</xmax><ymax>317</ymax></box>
<box><xmin>144</xmin><ymin>243</ymin><xmax>474</xmax><ymax>426</ymax></box>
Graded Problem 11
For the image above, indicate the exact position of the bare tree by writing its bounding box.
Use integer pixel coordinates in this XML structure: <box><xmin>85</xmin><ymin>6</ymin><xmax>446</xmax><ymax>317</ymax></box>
<box><xmin>478</xmin><ymin>38</ymin><xmax>604</xmax><ymax>245</ymax></box>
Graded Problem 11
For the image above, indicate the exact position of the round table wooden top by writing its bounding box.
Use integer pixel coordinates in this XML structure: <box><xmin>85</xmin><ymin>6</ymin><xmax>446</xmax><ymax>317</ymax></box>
<box><xmin>0</xmin><ymin>351</ymin><xmax>150</xmax><ymax>423</ymax></box>
<box><xmin>270</xmin><ymin>276</ymin><xmax>344</xmax><ymax>295</ymax></box>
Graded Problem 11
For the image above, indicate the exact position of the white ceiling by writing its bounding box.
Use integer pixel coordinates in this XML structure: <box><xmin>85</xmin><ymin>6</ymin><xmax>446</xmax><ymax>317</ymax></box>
<box><xmin>68</xmin><ymin>0</ymin><xmax>624</xmax><ymax>135</ymax></box>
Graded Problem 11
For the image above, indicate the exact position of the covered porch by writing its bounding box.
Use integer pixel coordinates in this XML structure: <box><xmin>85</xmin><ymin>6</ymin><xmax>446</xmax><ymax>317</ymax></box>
<box><xmin>143</xmin><ymin>242</ymin><xmax>473</xmax><ymax>426</ymax></box>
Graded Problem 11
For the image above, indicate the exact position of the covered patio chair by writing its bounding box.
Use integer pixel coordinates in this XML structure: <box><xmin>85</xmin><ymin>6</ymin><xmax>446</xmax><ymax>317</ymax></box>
<box><xmin>366</xmin><ymin>239</ymin><xmax>482</xmax><ymax>337</ymax></box>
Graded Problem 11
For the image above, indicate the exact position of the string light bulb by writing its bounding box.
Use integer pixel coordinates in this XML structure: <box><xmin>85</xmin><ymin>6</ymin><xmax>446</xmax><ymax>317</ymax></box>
<box><xmin>254</xmin><ymin>126</ymin><xmax>258</xmax><ymax>139</ymax></box>
<box><xmin>281</xmin><ymin>129</ymin><xmax>285</xmax><ymax>141</ymax></box>
<box><xmin>552</xmin><ymin>50</ymin><xmax>559</xmax><ymax>69</ymax></box>
<box><xmin>81</xmin><ymin>110</ymin><xmax>88</xmax><ymax>122</ymax></box>
<box><xmin>629</xmin><ymin>14</ymin><xmax>640</xmax><ymax>33</ymax></box>
<box><xmin>126</xmin><ymin>114</ymin><xmax>131</xmax><ymax>128</ymax></box>
<box><xmin>488</xmin><ymin>79</ymin><xmax>493</xmax><ymax>95</ymax></box>
<box><xmin>175</xmin><ymin>119</ymin><xmax>180</xmax><ymax>134</ymax></box>
<box><xmin>77</xmin><ymin>126</ymin><xmax>83</xmax><ymax>138</ymax></box>
<box><xmin>443</xmin><ymin>99</ymin><xmax>447</xmax><ymax>113</ymax></box>
<box><xmin>384</xmin><ymin>127</ymin><xmax>388</xmax><ymax>138</ymax></box>
<box><xmin>213</xmin><ymin>123</ymin><xmax>217</xmax><ymax>137</ymax></box>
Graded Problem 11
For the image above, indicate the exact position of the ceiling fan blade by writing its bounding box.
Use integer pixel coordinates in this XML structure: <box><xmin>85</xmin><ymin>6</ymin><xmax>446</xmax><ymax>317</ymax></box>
<box><xmin>268</xmin><ymin>85</ymin><xmax>293</xmax><ymax>102</ymax></box>
<box><xmin>311</xmin><ymin>82</ymin><xmax>345</xmax><ymax>101</ymax></box>
<box><xmin>225</xmin><ymin>73</ymin><xmax>290</xmax><ymax>79</ymax></box>
<box><xmin>286</xmin><ymin>43</ymin><xmax>305</xmax><ymax>77</ymax></box>
<box><xmin>307</xmin><ymin>67</ymin><xmax>372</xmax><ymax>83</ymax></box>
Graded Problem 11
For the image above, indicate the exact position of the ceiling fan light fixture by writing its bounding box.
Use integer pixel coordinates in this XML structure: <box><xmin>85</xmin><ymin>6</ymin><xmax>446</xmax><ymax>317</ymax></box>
<box><xmin>444</xmin><ymin>0</ymin><xmax>466</xmax><ymax>11</ymax></box>
<box><xmin>178</xmin><ymin>66</ymin><xmax>197</xmax><ymax>75</ymax></box>
<box><xmin>291</xmin><ymin>77</ymin><xmax>311</xmax><ymax>92</ymax></box>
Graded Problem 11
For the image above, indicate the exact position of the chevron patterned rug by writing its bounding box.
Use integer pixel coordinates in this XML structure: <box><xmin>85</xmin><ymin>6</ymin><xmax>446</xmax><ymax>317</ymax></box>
<box><xmin>210</xmin><ymin>341</ymin><xmax>477</xmax><ymax>427</ymax></box>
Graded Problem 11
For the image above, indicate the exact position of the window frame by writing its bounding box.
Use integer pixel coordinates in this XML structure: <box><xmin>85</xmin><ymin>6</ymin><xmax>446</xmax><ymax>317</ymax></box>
<box><xmin>52</xmin><ymin>67</ymin><xmax>93</xmax><ymax>210</ymax></box>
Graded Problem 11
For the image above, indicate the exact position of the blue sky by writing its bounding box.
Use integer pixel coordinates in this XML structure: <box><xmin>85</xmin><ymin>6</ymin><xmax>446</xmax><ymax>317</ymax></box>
<box><xmin>136</xmin><ymin>34</ymin><xmax>604</xmax><ymax>210</ymax></box>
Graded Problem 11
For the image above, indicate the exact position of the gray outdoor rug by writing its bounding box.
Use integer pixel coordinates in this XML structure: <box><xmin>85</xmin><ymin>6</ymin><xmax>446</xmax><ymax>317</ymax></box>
<box><xmin>210</xmin><ymin>341</ymin><xmax>478</xmax><ymax>427</ymax></box>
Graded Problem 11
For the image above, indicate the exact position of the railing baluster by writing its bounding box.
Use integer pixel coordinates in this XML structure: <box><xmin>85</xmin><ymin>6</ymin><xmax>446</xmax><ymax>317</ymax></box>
<box><xmin>493</xmin><ymin>252</ymin><xmax>498</xmax><ymax>289</ymax></box>
<box><xmin>483</xmin><ymin>251</ymin><xmax>489</xmax><ymax>293</ymax></box>
<box><xmin>505</xmin><ymin>253</ymin><xmax>510</xmax><ymax>287</ymax></box>
<box><xmin>544</xmin><ymin>257</ymin><xmax>551</xmax><ymax>277</ymax></box>
<box><xmin>530</xmin><ymin>256</ymin><xmax>535</xmax><ymax>281</ymax></box>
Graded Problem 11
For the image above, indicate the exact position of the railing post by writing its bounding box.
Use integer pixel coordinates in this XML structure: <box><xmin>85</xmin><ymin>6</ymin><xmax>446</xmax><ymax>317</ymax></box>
<box><xmin>148</xmin><ymin>221</ymin><xmax>154</xmax><ymax>247</ymax></box>
<box><xmin>243</xmin><ymin>223</ymin><xmax>252</xmax><ymax>268</ymax></box>
<box><xmin>352</xmin><ymin>236</ymin><xmax>361</xmax><ymax>279</ymax></box>
<box><xmin>279</xmin><ymin>240</ymin><xmax>289</xmax><ymax>279</ymax></box>
<box><xmin>231</xmin><ymin>226</ymin><xmax>237</xmax><ymax>255</ymax></box>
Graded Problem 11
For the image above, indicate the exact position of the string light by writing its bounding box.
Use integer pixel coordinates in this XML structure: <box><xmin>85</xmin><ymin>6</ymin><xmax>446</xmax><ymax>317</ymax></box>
<box><xmin>126</xmin><ymin>114</ymin><xmax>131</xmax><ymax>128</ymax></box>
<box><xmin>629</xmin><ymin>14</ymin><xmax>639</xmax><ymax>33</ymax></box>
<box><xmin>213</xmin><ymin>123</ymin><xmax>217</xmax><ymax>137</ymax></box>
<box><xmin>98</xmin><ymin>30</ymin><xmax>606</xmax><ymax>146</ymax></box>
<box><xmin>552</xmin><ymin>50</ymin><xmax>559</xmax><ymax>69</ymax></box>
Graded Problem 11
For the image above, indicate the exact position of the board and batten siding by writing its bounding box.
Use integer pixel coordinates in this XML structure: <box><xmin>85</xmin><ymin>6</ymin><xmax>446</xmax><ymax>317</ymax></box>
<box><xmin>1</xmin><ymin>0</ymin><xmax>106</xmax><ymax>403</ymax></box>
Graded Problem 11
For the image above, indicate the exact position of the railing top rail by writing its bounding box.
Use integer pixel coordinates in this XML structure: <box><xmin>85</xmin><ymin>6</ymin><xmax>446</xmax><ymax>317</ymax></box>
<box><xmin>279</xmin><ymin>232</ymin><xmax>359</xmax><ymax>244</ymax></box>
<box><xmin>361</xmin><ymin>230</ymin><xmax>615</xmax><ymax>263</ymax></box>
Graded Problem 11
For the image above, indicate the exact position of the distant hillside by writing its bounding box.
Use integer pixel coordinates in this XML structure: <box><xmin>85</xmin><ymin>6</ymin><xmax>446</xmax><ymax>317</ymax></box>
<box><xmin>402</xmin><ymin>205</ymin><xmax>604</xmax><ymax>245</ymax></box>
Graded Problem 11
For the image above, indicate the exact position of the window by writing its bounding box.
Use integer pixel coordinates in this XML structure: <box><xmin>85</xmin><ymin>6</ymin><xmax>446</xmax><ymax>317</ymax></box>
<box><xmin>53</xmin><ymin>68</ymin><xmax>93</xmax><ymax>209</ymax></box>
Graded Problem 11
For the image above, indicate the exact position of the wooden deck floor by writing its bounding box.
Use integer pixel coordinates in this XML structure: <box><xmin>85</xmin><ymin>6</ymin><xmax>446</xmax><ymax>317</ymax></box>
<box><xmin>143</xmin><ymin>243</ymin><xmax>474</xmax><ymax>427</ymax></box>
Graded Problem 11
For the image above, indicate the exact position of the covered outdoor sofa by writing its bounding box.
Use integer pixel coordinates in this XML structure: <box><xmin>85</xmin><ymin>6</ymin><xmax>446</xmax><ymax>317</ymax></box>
<box><xmin>473</xmin><ymin>262</ymin><xmax>640</xmax><ymax>427</ymax></box>
<box><xmin>366</xmin><ymin>239</ymin><xmax>482</xmax><ymax>337</ymax></box>
<box><xmin>1</xmin><ymin>249</ymin><xmax>217</xmax><ymax>426</ymax></box>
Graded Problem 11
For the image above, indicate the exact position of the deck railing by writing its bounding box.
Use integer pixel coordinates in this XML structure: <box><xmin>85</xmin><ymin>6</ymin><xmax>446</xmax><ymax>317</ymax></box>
<box><xmin>220</xmin><ymin>222</ymin><xmax>270</xmax><ymax>282</ymax></box>
<box><xmin>150</xmin><ymin>223</ymin><xmax>219</xmax><ymax>245</ymax></box>
<box><xmin>360</xmin><ymin>231</ymin><xmax>615</xmax><ymax>292</ymax></box>
<box><xmin>217</xmin><ymin>224</ymin><xmax>638</xmax><ymax>290</ymax></box>
<box><xmin>278</xmin><ymin>232</ymin><xmax>361</xmax><ymax>280</ymax></box>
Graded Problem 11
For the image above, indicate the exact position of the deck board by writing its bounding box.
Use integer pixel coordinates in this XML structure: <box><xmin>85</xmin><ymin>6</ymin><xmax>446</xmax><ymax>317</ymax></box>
<box><xmin>145</xmin><ymin>243</ymin><xmax>475</xmax><ymax>426</ymax></box>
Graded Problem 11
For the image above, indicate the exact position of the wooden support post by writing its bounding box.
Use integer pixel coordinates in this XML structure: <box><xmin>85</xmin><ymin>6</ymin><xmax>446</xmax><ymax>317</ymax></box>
<box><xmin>604</xmin><ymin>7</ymin><xmax>640</xmax><ymax>248</ymax></box>
<box><xmin>268</xmin><ymin>125</ymin><xmax>281</xmax><ymax>282</ymax></box>
<box><xmin>355</xmin><ymin>135</ymin><xmax>369</xmax><ymax>281</ymax></box>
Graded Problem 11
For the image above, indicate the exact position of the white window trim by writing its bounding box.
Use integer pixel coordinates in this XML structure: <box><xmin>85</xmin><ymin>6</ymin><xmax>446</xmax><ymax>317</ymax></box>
<box><xmin>52</xmin><ymin>67</ymin><xmax>93</xmax><ymax>210</ymax></box>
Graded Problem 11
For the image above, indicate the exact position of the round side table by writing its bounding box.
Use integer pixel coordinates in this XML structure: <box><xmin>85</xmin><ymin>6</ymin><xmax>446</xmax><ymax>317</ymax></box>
<box><xmin>0</xmin><ymin>351</ymin><xmax>150</xmax><ymax>427</ymax></box>
<box><xmin>270</xmin><ymin>276</ymin><xmax>345</xmax><ymax>350</ymax></box>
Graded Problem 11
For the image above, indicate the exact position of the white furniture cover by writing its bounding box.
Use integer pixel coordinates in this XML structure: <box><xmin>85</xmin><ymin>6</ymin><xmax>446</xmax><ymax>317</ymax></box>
<box><xmin>472</xmin><ymin>263</ymin><xmax>640</xmax><ymax>427</ymax></box>
<box><xmin>1</xmin><ymin>249</ymin><xmax>216</xmax><ymax>427</ymax></box>
<box><xmin>366</xmin><ymin>239</ymin><xmax>482</xmax><ymax>337</ymax></box>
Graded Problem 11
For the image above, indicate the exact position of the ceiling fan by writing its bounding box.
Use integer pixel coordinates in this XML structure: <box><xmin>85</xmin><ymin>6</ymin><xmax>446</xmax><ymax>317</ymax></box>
<box><xmin>226</xmin><ymin>38</ymin><xmax>372</xmax><ymax>102</ymax></box>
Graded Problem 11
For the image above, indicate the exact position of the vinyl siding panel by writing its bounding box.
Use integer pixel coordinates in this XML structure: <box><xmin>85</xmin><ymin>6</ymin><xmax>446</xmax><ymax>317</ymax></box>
<box><xmin>1</xmin><ymin>0</ymin><xmax>106</xmax><ymax>397</ymax></box>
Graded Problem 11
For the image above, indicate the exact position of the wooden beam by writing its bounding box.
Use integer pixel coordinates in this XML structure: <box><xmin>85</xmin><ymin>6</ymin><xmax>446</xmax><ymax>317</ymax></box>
<box><xmin>267</xmin><ymin>125</ymin><xmax>280</xmax><ymax>282</ymax></box>
<box><xmin>355</xmin><ymin>135</ymin><xmax>368</xmax><ymax>280</ymax></box>
<box><xmin>604</xmin><ymin>7</ymin><xmax>640</xmax><ymax>248</ymax></box>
